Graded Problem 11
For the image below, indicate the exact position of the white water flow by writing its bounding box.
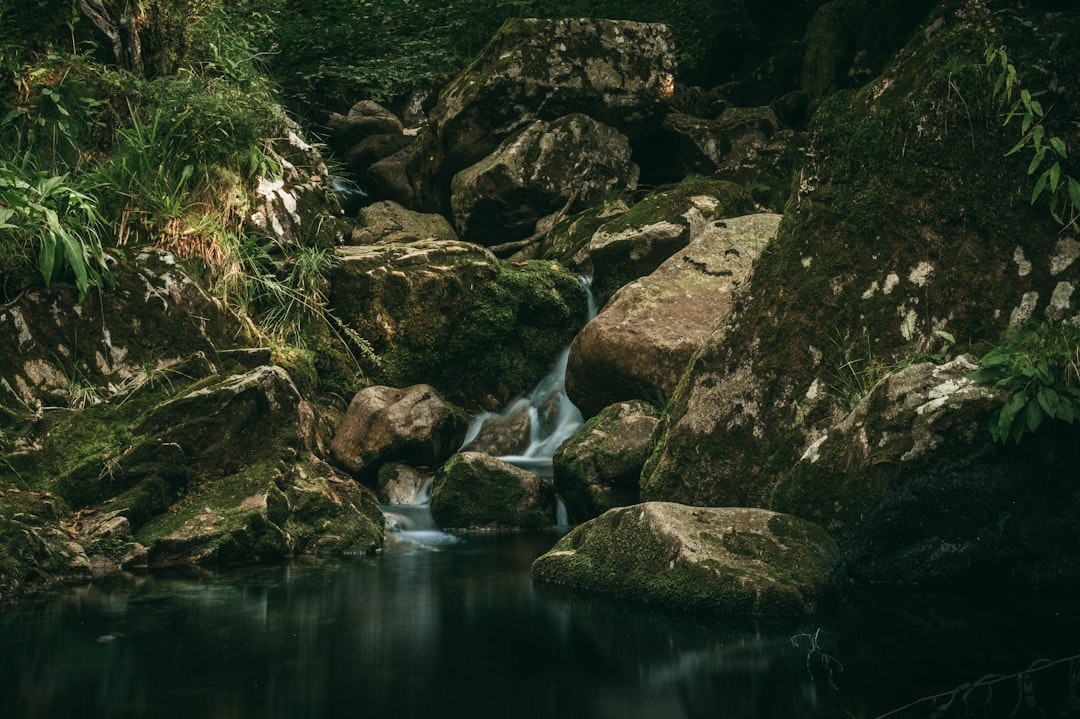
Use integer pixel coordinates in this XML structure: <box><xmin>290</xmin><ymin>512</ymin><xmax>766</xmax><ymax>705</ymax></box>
<box><xmin>384</xmin><ymin>276</ymin><xmax>596</xmax><ymax>540</ymax></box>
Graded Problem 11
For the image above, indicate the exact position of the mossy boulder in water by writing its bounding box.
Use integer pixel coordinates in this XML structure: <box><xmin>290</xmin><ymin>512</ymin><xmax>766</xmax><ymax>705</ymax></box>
<box><xmin>553</xmin><ymin>400</ymin><xmax>660</xmax><ymax>521</ymax></box>
<box><xmin>641</xmin><ymin>2</ymin><xmax>1080</xmax><ymax>511</ymax></box>
<box><xmin>429</xmin><ymin>452</ymin><xmax>555</xmax><ymax>530</ymax></box>
<box><xmin>532</xmin><ymin>503</ymin><xmax>840</xmax><ymax>615</ymax></box>
<box><xmin>330</xmin><ymin>240</ymin><xmax>588</xmax><ymax>409</ymax></box>
<box><xmin>567</xmin><ymin>212</ymin><xmax>780</xmax><ymax>417</ymax></box>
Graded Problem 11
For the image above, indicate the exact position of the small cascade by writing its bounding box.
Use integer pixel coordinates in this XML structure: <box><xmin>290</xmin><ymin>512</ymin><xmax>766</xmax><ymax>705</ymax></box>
<box><xmin>466</xmin><ymin>276</ymin><xmax>598</xmax><ymax>527</ymax></box>
<box><xmin>382</xmin><ymin>477</ymin><xmax>457</xmax><ymax>547</ymax></box>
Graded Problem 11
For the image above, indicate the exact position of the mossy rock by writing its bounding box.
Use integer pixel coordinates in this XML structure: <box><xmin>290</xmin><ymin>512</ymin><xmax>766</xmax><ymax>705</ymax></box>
<box><xmin>588</xmin><ymin>178</ymin><xmax>755</xmax><ymax>305</ymax></box>
<box><xmin>429</xmin><ymin>452</ymin><xmax>555</xmax><ymax>530</ymax></box>
<box><xmin>0</xmin><ymin>490</ymin><xmax>80</xmax><ymax>601</ymax></box>
<box><xmin>330</xmin><ymin>241</ymin><xmax>588</xmax><ymax>409</ymax></box>
<box><xmin>532</xmin><ymin>503</ymin><xmax>841</xmax><ymax>615</ymax></box>
<box><xmin>537</xmin><ymin>195</ymin><xmax>632</xmax><ymax>272</ymax></box>
<box><xmin>641</xmin><ymin>2</ymin><xmax>1080</xmax><ymax>510</ymax></box>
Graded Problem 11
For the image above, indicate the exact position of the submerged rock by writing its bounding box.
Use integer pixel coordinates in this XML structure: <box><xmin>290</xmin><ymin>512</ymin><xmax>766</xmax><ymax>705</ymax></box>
<box><xmin>329</xmin><ymin>384</ymin><xmax>467</xmax><ymax>481</ymax></box>
<box><xmin>553</xmin><ymin>400</ymin><xmax>660</xmax><ymax>521</ymax></box>
<box><xmin>568</xmin><ymin>212</ymin><xmax>781</xmax><ymax>417</ymax></box>
<box><xmin>429</xmin><ymin>451</ymin><xmax>555</xmax><ymax>530</ymax></box>
<box><xmin>532</xmin><ymin>503</ymin><xmax>840</xmax><ymax>614</ymax></box>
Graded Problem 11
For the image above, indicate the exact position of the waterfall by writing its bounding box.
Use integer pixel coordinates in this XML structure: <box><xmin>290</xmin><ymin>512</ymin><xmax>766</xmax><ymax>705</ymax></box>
<box><xmin>384</xmin><ymin>276</ymin><xmax>596</xmax><ymax>538</ymax></box>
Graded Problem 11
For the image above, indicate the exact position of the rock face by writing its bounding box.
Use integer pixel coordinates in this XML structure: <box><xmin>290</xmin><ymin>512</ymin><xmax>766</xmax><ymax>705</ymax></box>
<box><xmin>329</xmin><ymin>384</ymin><xmax>467</xmax><ymax>481</ymax></box>
<box><xmin>532</xmin><ymin>503</ymin><xmax>840</xmax><ymax>615</ymax></box>
<box><xmin>553</xmin><ymin>400</ymin><xmax>660</xmax><ymax>521</ymax></box>
<box><xmin>640</xmin><ymin>6</ymin><xmax>1080</xmax><ymax>512</ymax></box>
<box><xmin>450</xmin><ymin>114</ymin><xmax>638</xmax><ymax>246</ymax></box>
<box><xmin>330</xmin><ymin>241</ymin><xmax>588</xmax><ymax>409</ymax></box>
<box><xmin>586</xmin><ymin>178</ymin><xmax>756</xmax><ymax>305</ymax></box>
<box><xmin>429</xmin><ymin>452</ymin><xmax>555</xmax><ymax>530</ymax></box>
<box><xmin>771</xmin><ymin>356</ymin><xmax>1080</xmax><ymax>585</ymax></box>
<box><xmin>411</xmin><ymin>17</ymin><xmax>676</xmax><ymax>212</ymax></box>
<box><xmin>568</xmin><ymin>213</ymin><xmax>781</xmax><ymax>417</ymax></box>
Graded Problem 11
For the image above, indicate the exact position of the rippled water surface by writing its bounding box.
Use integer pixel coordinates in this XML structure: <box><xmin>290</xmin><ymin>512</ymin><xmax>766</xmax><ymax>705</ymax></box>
<box><xmin>0</xmin><ymin>532</ymin><xmax>1077</xmax><ymax>719</ymax></box>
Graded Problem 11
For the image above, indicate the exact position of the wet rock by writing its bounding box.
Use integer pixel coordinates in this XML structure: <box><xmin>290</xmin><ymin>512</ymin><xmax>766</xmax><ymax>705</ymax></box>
<box><xmin>568</xmin><ymin>213</ymin><xmax>781</xmax><ymax>417</ymax></box>
<box><xmin>411</xmin><ymin>17</ymin><xmax>675</xmax><ymax>212</ymax></box>
<box><xmin>350</xmin><ymin>200</ymin><xmax>459</xmax><ymax>245</ymax></box>
<box><xmin>330</xmin><ymin>241</ymin><xmax>587</xmax><ymax>409</ymax></box>
<box><xmin>0</xmin><ymin>490</ymin><xmax>80</xmax><ymax>600</ymax></box>
<box><xmin>553</xmin><ymin>400</ymin><xmax>660</xmax><ymax>521</ymax></box>
<box><xmin>537</xmin><ymin>196</ymin><xmax>632</xmax><ymax>273</ymax></box>
<box><xmin>329</xmin><ymin>384</ymin><xmax>467</xmax><ymax>481</ymax></box>
<box><xmin>450</xmin><ymin>114</ymin><xmax>638</xmax><ymax>246</ymax></box>
<box><xmin>376</xmin><ymin>463</ymin><xmax>434</xmax><ymax>504</ymax></box>
<box><xmin>532</xmin><ymin>503</ymin><xmax>840</xmax><ymax>615</ymax></box>
<box><xmin>587</xmin><ymin>178</ymin><xmax>756</xmax><ymax>305</ymax></box>
<box><xmin>429</xmin><ymin>451</ymin><xmax>555</xmax><ymax>530</ymax></box>
<box><xmin>461</xmin><ymin>399</ymin><xmax>533</xmax><ymax>457</ymax></box>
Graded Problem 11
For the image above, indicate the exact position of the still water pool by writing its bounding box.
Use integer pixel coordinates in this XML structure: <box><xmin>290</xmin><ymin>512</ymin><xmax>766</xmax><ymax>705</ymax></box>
<box><xmin>0</xmin><ymin>531</ymin><xmax>1077</xmax><ymax>719</ymax></box>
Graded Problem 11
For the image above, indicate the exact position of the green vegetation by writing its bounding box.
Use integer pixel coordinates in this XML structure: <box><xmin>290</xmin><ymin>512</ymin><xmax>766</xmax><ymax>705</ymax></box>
<box><xmin>968</xmin><ymin>322</ymin><xmax>1080</xmax><ymax>444</ymax></box>
<box><xmin>986</xmin><ymin>45</ymin><xmax>1079</xmax><ymax>231</ymax></box>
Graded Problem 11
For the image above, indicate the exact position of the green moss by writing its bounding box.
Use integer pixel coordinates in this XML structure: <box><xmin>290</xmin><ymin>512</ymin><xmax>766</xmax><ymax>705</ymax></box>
<box><xmin>430</xmin><ymin>454</ymin><xmax>552</xmax><ymax>529</ymax></box>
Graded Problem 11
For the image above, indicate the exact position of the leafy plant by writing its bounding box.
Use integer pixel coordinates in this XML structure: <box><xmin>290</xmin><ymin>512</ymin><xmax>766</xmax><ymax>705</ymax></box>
<box><xmin>986</xmin><ymin>45</ymin><xmax>1079</xmax><ymax>231</ymax></box>
<box><xmin>967</xmin><ymin>323</ymin><xmax>1080</xmax><ymax>444</ymax></box>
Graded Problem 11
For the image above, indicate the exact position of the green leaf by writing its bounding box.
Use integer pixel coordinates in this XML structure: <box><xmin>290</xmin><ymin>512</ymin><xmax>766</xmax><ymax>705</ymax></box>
<box><xmin>934</xmin><ymin>330</ymin><xmax>956</xmax><ymax>344</ymax></box>
<box><xmin>1050</xmin><ymin>136</ymin><xmax>1068</xmax><ymax>159</ymax></box>
<box><xmin>1049</xmin><ymin>162</ymin><xmax>1061</xmax><ymax>193</ymax></box>
<box><xmin>1033</xmin><ymin>125</ymin><xmax>1045</xmax><ymax>152</ymax></box>
<box><xmin>996</xmin><ymin>392</ymin><xmax>1029</xmax><ymax>443</ymax></box>
<box><xmin>1021</xmin><ymin>112</ymin><xmax>1033</xmax><ymax>135</ymax></box>
<box><xmin>1037</xmin><ymin>386</ymin><xmax>1062</xmax><ymax>418</ymax></box>
<box><xmin>1032</xmin><ymin>169</ymin><xmax>1049</xmax><ymax>203</ymax></box>
<box><xmin>1028</xmin><ymin>147</ymin><xmax>1046</xmax><ymax>175</ymax></box>
<box><xmin>1024</xmin><ymin>397</ymin><xmax>1044</xmax><ymax>433</ymax></box>
<box><xmin>967</xmin><ymin>367</ymin><xmax>1003</xmax><ymax>384</ymax></box>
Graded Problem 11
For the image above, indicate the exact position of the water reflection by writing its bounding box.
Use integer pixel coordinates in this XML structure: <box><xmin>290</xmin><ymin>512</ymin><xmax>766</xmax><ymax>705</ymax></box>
<box><xmin>0</xmin><ymin>534</ymin><xmax>1076</xmax><ymax>719</ymax></box>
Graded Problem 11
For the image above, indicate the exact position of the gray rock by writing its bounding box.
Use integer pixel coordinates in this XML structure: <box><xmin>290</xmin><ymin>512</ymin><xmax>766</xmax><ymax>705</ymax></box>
<box><xmin>350</xmin><ymin>200</ymin><xmax>459</xmax><ymax>245</ymax></box>
<box><xmin>450</xmin><ymin>114</ymin><xmax>638</xmax><ymax>246</ymax></box>
<box><xmin>327</xmin><ymin>100</ymin><xmax>404</xmax><ymax>153</ymax></box>
<box><xmin>568</xmin><ymin>213</ymin><xmax>781</xmax><ymax>417</ymax></box>
<box><xmin>532</xmin><ymin>503</ymin><xmax>840</xmax><ymax>615</ymax></box>
<box><xmin>411</xmin><ymin>18</ymin><xmax>675</xmax><ymax>212</ymax></box>
<box><xmin>329</xmin><ymin>384</ymin><xmax>467</xmax><ymax>480</ymax></box>
<box><xmin>429</xmin><ymin>452</ymin><xmax>555</xmax><ymax>530</ymax></box>
<box><xmin>553</xmin><ymin>400</ymin><xmax>660</xmax><ymax>521</ymax></box>
<box><xmin>376</xmin><ymin>463</ymin><xmax>434</xmax><ymax>505</ymax></box>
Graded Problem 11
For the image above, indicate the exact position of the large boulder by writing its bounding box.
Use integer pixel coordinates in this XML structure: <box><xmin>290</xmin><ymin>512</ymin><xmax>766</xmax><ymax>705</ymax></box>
<box><xmin>532</xmin><ymin>503</ymin><xmax>840</xmax><ymax>615</ymax></box>
<box><xmin>429</xmin><ymin>452</ymin><xmax>555</xmax><ymax>530</ymax></box>
<box><xmin>329</xmin><ymin>384</ymin><xmax>467</xmax><ymax>481</ymax></box>
<box><xmin>553</xmin><ymin>400</ymin><xmax>660</xmax><ymax>521</ymax></box>
<box><xmin>410</xmin><ymin>18</ymin><xmax>676</xmax><ymax>212</ymax></box>
<box><xmin>587</xmin><ymin>178</ymin><xmax>756</xmax><ymax>305</ymax></box>
<box><xmin>640</xmin><ymin>5</ymin><xmax>1080</xmax><ymax>510</ymax></box>
<box><xmin>772</xmin><ymin>356</ymin><xmax>1080</xmax><ymax>585</ymax></box>
<box><xmin>450</xmin><ymin>114</ymin><xmax>638</xmax><ymax>246</ymax></box>
<box><xmin>567</xmin><ymin>213</ymin><xmax>781</xmax><ymax>417</ymax></box>
<box><xmin>327</xmin><ymin>100</ymin><xmax>404</xmax><ymax>154</ymax></box>
<box><xmin>329</xmin><ymin>240</ymin><xmax>588</xmax><ymax>409</ymax></box>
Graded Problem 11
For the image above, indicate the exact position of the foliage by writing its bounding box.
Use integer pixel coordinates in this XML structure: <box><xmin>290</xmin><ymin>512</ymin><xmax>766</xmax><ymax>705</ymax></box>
<box><xmin>985</xmin><ymin>44</ymin><xmax>1078</xmax><ymax>231</ymax></box>
<box><xmin>968</xmin><ymin>323</ymin><xmax>1080</xmax><ymax>444</ymax></box>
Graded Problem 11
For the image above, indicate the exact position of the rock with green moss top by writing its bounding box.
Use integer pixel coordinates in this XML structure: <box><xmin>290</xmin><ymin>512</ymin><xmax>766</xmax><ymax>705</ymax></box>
<box><xmin>772</xmin><ymin>355</ymin><xmax>1080</xmax><ymax>585</ymax></box>
<box><xmin>329</xmin><ymin>384</ymin><xmax>467</xmax><ymax>482</ymax></box>
<box><xmin>330</xmin><ymin>240</ymin><xmax>587</xmax><ymax>409</ymax></box>
<box><xmin>0</xmin><ymin>490</ymin><xmax>86</xmax><ymax>601</ymax></box>
<box><xmin>350</xmin><ymin>200</ymin><xmax>459</xmax><ymax>245</ymax></box>
<box><xmin>641</xmin><ymin>4</ymin><xmax>1080</xmax><ymax>513</ymax></box>
<box><xmin>553</xmin><ymin>400</ymin><xmax>660</xmax><ymax>521</ymax></box>
<box><xmin>532</xmin><ymin>503</ymin><xmax>840</xmax><ymax>615</ymax></box>
<box><xmin>429</xmin><ymin>452</ymin><xmax>555</xmax><ymax>530</ymax></box>
<box><xmin>587</xmin><ymin>178</ymin><xmax>756</xmax><ymax>305</ymax></box>
<box><xmin>410</xmin><ymin>18</ymin><xmax>675</xmax><ymax>213</ymax></box>
<box><xmin>450</xmin><ymin>114</ymin><xmax>638</xmax><ymax>246</ymax></box>
<box><xmin>568</xmin><ymin>213</ymin><xmax>780</xmax><ymax>417</ymax></box>
<box><xmin>537</xmin><ymin>196</ymin><xmax>632</xmax><ymax>272</ymax></box>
